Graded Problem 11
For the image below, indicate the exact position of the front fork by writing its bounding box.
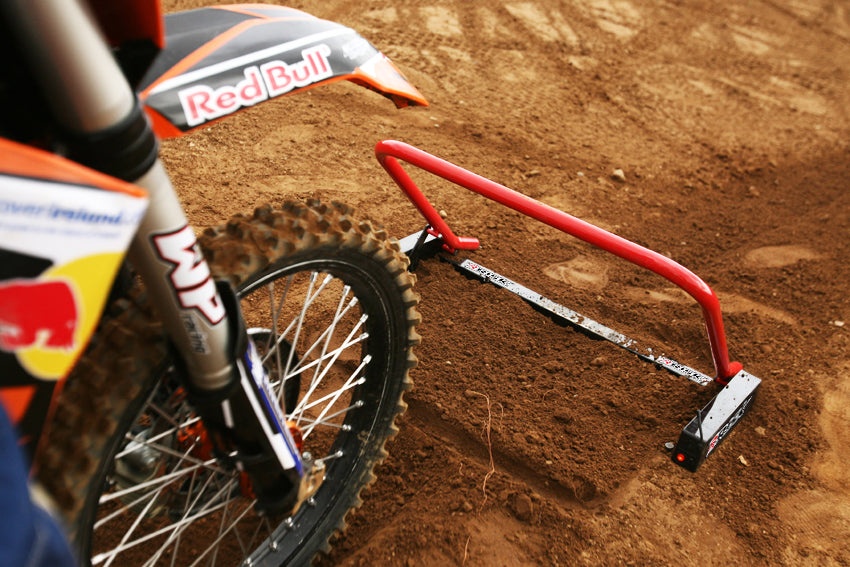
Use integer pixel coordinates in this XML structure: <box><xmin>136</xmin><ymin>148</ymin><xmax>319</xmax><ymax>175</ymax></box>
<box><xmin>181</xmin><ymin>282</ymin><xmax>323</xmax><ymax>515</ymax></box>
<box><xmin>4</xmin><ymin>0</ymin><xmax>311</xmax><ymax>514</ymax></box>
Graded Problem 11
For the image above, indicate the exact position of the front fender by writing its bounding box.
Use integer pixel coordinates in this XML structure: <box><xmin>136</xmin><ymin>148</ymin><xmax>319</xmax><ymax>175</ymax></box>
<box><xmin>138</xmin><ymin>4</ymin><xmax>427</xmax><ymax>138</ymax></box>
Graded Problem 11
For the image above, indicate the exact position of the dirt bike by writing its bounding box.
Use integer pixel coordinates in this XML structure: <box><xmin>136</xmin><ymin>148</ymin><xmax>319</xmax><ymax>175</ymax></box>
<box><xmin>0</xmin><ymin>1</ymin><xmax>426</xmax><ymax>566</ymax></box>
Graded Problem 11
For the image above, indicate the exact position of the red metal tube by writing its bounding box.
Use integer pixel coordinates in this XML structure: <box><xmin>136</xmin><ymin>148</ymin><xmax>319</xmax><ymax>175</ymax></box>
<box><xmin>375</xmin><ymin>139</ymin><xmax>742</xmax><ymax>382</ymax></box>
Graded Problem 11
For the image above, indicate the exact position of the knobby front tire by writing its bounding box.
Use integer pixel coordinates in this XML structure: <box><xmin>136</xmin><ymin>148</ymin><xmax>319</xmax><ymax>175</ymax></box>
<box><xmin>35</xmin><ymin>201</ymin><xmax>420</xmax><ymax>566</ymax></box>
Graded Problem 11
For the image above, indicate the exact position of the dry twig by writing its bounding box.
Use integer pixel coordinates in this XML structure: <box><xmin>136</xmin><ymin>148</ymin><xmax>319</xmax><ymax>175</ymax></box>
<box><xmin>469</xmin><ymin>390</ymin><xmax>495</xmax><ymax>512</ymax></box>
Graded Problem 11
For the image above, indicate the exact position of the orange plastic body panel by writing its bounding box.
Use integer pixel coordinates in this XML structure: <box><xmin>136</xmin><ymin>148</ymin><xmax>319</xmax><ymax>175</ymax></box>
<box><xmin>0</xmin><ymin>138</ymin><xmax>148</xmax><ymax>197</ymax></box>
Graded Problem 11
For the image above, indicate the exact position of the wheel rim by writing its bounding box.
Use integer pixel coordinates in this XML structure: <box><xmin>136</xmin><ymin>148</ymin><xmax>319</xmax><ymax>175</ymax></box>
<box><xmin>87</xmin><ymin>258</ymin><xmax>400</xmax><ymax>566</ymax></box>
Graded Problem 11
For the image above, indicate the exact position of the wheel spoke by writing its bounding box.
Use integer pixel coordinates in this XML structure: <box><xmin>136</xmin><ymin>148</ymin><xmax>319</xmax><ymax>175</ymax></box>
<box><xmin>119</xmin><ymin>434</ymin><xmax>230</xmax><ymax>476</ymax></box>
<box><xmin>307</xmin><ymin>283</ymin><xmax>352</xmax><ymax>385</ymax></box>
<box><xmin>279</xmin><ymin>272</ymin><xmax>322</xmax><ymax>398</ymax></box>
<box><xmin>283</xmin><ymin>330</ymin><xmax>368</xmax><ymax>383</ymax></box>
<box><xmin>297</xmin><ymin>400</ymin><xmax>362</xmax><ymax>430</ymax></box>
<box><xmin>284</xmin><ymin>294</ymin><xmax>359</xmax><ymax>379</ymax></box>
<box><xmin>92</xmin><ymin>485</ymin><xmax>239</xmax><ymax>566</ymax></box>
<box><xmin>294</xmin><ymin>314</ymin><xmax>368</xmax><ymax>426</ymax></box>
<box><xmin>140</xmin><ymin>471</ymin><xmax>225</xmax><ymax>567</ymax></box>
<box><xmin>301</xmin><ymin>356</ymin><xmax>370</xmax><ymax>439</ymax></box>
<box><xmin>115</xmin><ymin>415</ymin><xmax>201</xmax><ymax>460</ymax></box>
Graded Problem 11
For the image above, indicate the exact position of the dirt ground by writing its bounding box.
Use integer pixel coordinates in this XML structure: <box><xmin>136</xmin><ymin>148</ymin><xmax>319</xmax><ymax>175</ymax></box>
<box><xmin>161</xmin><ymin>0</ymin><xmax>850</xmax><ymax>565</ymax></box>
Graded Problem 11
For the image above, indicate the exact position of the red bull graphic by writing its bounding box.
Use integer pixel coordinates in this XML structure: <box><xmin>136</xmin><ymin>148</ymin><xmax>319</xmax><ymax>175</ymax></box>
<box><xmin>178</xmin><ymin>45</ymin><xmax>333</xmax><ymax>127</ymax></box>
<box><xmin>0</xmin><ymin>279</ymin><xmax>78</xmax><ymax>352</ymax></box>
<box><xmin>139</xmin><ymin>6</ymin><xmax>427</xmax><ymax>138</ymax></box>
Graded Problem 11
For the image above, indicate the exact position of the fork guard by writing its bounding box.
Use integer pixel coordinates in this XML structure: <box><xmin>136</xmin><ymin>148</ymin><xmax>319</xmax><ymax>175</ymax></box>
<box><xmin>377</xmin><ymin>139</ymin><xmax>761</xmax><ymax>472</ymax></box>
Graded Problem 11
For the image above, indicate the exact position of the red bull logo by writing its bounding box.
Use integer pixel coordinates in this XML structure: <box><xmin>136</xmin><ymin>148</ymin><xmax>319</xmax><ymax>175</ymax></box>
<box><xmin>0</xmin><ymin>279</ymin><xmax>78</xmax><ymax>352</ymax></box>
<box><xmin>177</xmin><ymin>44</ymin><xmax>333</xmax><ymax>127</ymax></box>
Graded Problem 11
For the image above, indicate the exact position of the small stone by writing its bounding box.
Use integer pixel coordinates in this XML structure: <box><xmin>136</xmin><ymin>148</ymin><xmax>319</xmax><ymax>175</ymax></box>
<box><xmin>525</xmin><ymin>431</ymin><xmax>544</xmax><ymax>445</ymax></box>
<box><xmin>461</xmin><ymin>501</ymin><xmax>474</xmax><ymax>513</ymax></box>
<box><xmin>554</xmin><ymin>410</ymin><xmax>573</xmax><ymax>424</ymax></box>
<box><xmin>738</xmin><ymin>455</ymin><xmax>749</xmax><ymax>466</ymax></box>
<box><xmin>612</xmin><ymin>168</ymin><xmax>626</xmax><ymax>182</ymax></box>
<box><xmin>831</xmin><ymin>320</ymin><xmax>845</xmax><ymax>327</ymax></box>
<box><xmin>439</xmin><ymin>209</ymin><xmax>448</xmax><ymax>219</ymax></box>
<box><xmin>509</xmin><ymin>493</ymin><xmax>534</xmax><ymax>522</ymax></box>
<box><xmin>664</xmin><ymin>442</ymin><xmax>675</xmax><ymax>451</ymax></box>
<box><xmin>755</xmin><ymin>426</ymin><xmax>767</xmax><ymax>436</ymax></box>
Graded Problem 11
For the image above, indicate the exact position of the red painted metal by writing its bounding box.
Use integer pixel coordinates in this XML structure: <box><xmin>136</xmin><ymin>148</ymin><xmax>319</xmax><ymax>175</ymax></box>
<box><xmin>375</xmin><ymin>139</ymin><xmax>743</xmax><ymax>382</ymax></box>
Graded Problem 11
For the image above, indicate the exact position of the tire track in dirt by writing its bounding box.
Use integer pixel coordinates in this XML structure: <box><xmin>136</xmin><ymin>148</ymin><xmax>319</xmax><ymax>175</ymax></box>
<box><xmin>775</xmin><ymin>360</ymin><xmax>850</xmax><ymax>565</ymax></box>
<box><xmin>406</xmin><ymin>399</ymin><xmax>590</xmax><ymax>509</ymax></box>
<box><xmin>406</xmin><ymin>397</ymin><xmax>660</xmax><ymax>511</ymax></box>
<box><xmin>738</xmin><ymin>239</ymin><xmax>847</xmax><ymax>564</ymax></box>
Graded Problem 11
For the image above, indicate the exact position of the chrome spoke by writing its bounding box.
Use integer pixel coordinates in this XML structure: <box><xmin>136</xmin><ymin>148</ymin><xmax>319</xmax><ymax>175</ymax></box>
<box><xmin>186</xmin><ymin>500</ymin><xmax>257</xmax><ymax>567</ymax></box>
<box><xmin>95</xmin><ymin>442</ymin><xmax>196</xmax><ymax>531</ymax></box>
<box><xmin>283</xmin><ymin>331</ymin><xmax>367</xmax><ymax>382</ymax></box>
<box><xmin>297</xmin><ymin>401</ymin><xmax>362</xmax><ymax>430</ymax></box>
<box><xmin>102</xmin><ymin>471</ymin><xmax>166</xmax><ymax>567</ymax></box>
<box><xmin>294</xmin><ymin>314</ymin><xmax>368</xmax><ymax>427</ymax></box>
<box><xmin>301</xmin><ymin>356</ymin><xmax>369</xmax><ymax>439</ymax></box>
<box><xmin>141</xmin><ymin>471</ymin><xmax>224</xmax><ymax>567</ymax></box>
<box><xmin>119</xmin><ymin>434</ymin><xmax>230</xmax><ymax>476</ymax></box>
<box><xmin>99</xmin><ymin>457</ymin><xmax>219</xmax><ymax>505</ymax></box>
<box><xmin>312</xmin><ymin>284</ymin><xmax>352</xmax><ymax>385</ymax></box>
<box><xmin>92</xmin><ymin>487</ymin><xmax>239</xmax><ymax>566</ymax></box>
<box><xmin>280</xmin><ymin>272</ymin><xmax>318</xmax><ymax>397</ymax></box>
<box><xmin>115</xmin><ymin>416</ymin><xmax>201</xmax><ymax>460</ymax></box>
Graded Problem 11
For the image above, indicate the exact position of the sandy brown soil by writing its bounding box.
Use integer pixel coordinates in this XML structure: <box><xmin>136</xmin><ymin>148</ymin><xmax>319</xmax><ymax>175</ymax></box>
<box><xmin>161</xmin><ymin>0</ymin><xmax>850</xmax><ymax>565</ymax></box>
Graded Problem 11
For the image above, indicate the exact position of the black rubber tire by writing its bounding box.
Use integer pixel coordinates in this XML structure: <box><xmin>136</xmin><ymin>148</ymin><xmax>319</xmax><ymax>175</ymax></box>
<box><xmin>35</xmin><ymin>200</ymin><xmax>419</xmax><ymax>566</ymax></box>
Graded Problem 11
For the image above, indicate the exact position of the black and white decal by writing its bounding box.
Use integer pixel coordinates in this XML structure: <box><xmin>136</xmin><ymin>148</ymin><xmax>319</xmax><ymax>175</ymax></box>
<box><xmin>456</xmin><ymin>258</ymin><xmax>714</xmax><ymax>386</ymax></box>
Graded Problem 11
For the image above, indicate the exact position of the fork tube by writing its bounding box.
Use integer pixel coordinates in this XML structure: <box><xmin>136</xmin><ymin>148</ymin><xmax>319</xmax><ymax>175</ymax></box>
<box><xmin>3</xmin><ymin>0</ymin><xmax>232</xmax><ymax>389</ymax></box>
